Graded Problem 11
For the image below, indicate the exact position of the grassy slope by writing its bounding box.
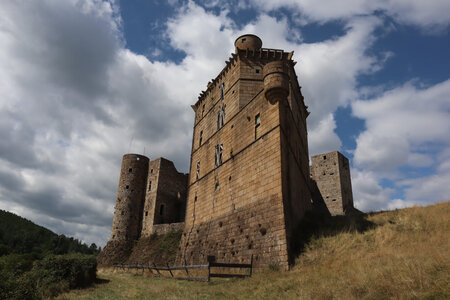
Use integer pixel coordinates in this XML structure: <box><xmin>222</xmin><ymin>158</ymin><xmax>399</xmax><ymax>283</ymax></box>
<box><xmin>59</xmin><ymin>202</ymin><xmax>450</xmax><ymax>300</ymax></box>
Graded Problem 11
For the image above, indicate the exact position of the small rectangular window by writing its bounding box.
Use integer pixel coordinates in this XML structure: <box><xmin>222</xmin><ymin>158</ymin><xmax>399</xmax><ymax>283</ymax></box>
<box><xmin>255</xmin><ymin>113</ymin><xmax>261</xmax><ymax>139</ymax></box>
<box><xmin>148</xmin><ymin>181</ymin><xmax>152</xmax><ymax>191</ymax></box>
<box><xmin>150</xmin><ymin>169</ymin><xmax>153</xmax><ymax>174</ymax></box>
<box><xmin>196</xmin><ymin>162</ymin><xmax>200</xmax><ymax>180</ymax></box>
<box><xmin>129</xmin><ymin>168</ymin><xmax>132</xmax><ymax>173</ymax></box>
<box><xmin>145</xmin><ymin>211</ymin><xmax>148</xmax><ymax>216</ymax></box>
<box><xmin>159</xmin><ymin>204</ymin><xmax>164</xmax><ymax>216</ymax></box>
<box><xmin>199</xmin><ymin>130</ymin><xmax>203</xmax><ymax>146</ymax></box>
<box><xmin>323</xmin><ymin>155</ymin><xmax>327</xmax><ymax>160</ymax></box>
<box><xmin>126</xmin><ymin>185</ymin><xmax>129</xmax><ymax>189</ymax></box>
<box><xmin>217</xmin><ymin>105</ymin><xmax>226</xmax><ymax>130</ymax></box>
<box><xmin>215</xmin><ymin>144</ymin><xmax>223</xmax><ymax>167</ymax></box>
<box><xmin>202</xmin><ymin>104</ymin><xmax>205</xmax><ymax>117</ymax></box>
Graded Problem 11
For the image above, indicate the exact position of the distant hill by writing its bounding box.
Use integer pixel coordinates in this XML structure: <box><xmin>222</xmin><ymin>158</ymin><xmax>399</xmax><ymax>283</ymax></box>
<box><xmin>0</xmin><ymin>209</ymin><xmax>98</xmax><ymax>256</ymax></box>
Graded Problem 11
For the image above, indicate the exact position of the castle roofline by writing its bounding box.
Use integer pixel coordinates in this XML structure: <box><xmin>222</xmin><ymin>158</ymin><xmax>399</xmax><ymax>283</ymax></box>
<box><xmin>192</xmin><ymin>47</ymin><xmax>296</xmax><ymax>109</ymax></box>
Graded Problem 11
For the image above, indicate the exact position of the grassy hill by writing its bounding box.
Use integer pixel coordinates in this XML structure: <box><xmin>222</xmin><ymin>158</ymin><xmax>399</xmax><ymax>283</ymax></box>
<box><xmin>60</xmin><ymin>202</ymin><xmax>449</xmax><ymax>299</ymax></box>
<box><xmin>0</xmin><ymin>209</ymin><xmax>98</xmax><ymax>256</ymax></box>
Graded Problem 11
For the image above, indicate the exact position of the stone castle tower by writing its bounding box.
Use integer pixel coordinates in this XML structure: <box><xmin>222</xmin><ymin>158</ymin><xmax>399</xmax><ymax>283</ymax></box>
<box><xmin>99</xmin><ymin>34</ymin><xmax>356</xmax><ymax>270</ymax></box>
<box><xmin>177</xmin><ymin>34</ymin><xmax>314</xmax><ymax>270</ymax></box>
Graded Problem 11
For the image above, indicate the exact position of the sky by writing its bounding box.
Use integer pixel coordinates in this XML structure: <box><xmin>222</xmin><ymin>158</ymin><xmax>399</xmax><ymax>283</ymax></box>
<box><xmin>0</xmin><ymin>0</ymin><xmax>449</xmax><ymax>247</ymax></box>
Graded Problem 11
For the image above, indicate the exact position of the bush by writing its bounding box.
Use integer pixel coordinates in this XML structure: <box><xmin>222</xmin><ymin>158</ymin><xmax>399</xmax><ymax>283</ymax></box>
<box><xmin>31</xmin><ymin>253</ymin><xmax>97</xmax><ymax>298</ymax></box>
<box><xmin>0</xmin><ymin>253</ymin><xmax>97</xmax><ymax>299</ymax></box>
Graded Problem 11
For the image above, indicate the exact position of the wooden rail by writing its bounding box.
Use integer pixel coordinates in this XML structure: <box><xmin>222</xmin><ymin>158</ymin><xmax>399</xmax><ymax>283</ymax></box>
<box><xmin>113</xmin><ymin>255</ymin><xmax>253</xmax><ymax>282</ymax></box>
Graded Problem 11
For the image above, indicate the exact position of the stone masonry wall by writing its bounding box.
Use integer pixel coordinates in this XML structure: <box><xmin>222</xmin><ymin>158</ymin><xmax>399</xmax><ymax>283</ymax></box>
<box><xmin>110</xmin><ymin>154</ymin><xmax>149</xmax><ymax>241</ymax></box>
<box><xmin>310</xmin><ymin>151</ymin><xmax>354</xmax><ymax>216</ymax></box>
<box><xmin>179</xmin><ymin>50</ymin><xmax>309</xmax><ymax>270</ymax></box>
<box><xmin>152</xmin><ymin>222</ymin><xmax>185</xmax><ymax>235</ymax></box>
<box><xmin>141</xmin><ymin>158</ymin><xmax>188</xmax><ymax>237</ymax></box>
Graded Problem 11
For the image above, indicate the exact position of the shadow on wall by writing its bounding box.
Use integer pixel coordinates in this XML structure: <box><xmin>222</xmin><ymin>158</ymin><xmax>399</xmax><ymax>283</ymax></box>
<box><xmin>290</xmin><ymin>210</ymin><xmax>376</xmax><ymax>265</ymax></box>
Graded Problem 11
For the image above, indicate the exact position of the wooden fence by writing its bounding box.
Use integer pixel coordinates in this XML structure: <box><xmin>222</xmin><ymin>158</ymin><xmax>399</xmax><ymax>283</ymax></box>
<box><xmin>113</xmin><ymin>256</ymin><xmax>253</xmax><ymax>282</ymax></box>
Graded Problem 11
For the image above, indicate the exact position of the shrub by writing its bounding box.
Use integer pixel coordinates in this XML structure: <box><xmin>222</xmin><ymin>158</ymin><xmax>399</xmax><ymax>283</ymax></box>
<box><xmin>31</xmin><ymin>253</ymin><xmax>97</xmax><ymax>298</ymax></box>
<box><xmin>0</xmin><ymin>253</ymin><xmax>97</xmax><ymax>299</ymax></box>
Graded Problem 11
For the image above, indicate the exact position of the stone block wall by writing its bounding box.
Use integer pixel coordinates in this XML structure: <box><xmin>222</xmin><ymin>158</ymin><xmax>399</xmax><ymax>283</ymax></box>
<box><xmin>310</xmin><ymin>151</ymin><xmax>354</xmax><ymax>215</ymax></box>
<box><xmin>141</xmin><ymin>158</ymin><xmax>188</xmax><ymax>237</ymax></box>
<box><xmin>179</xmin><ymin>45</ymin><xmax>311</xmax><ymax>270</ymax></box>
<box><xmin>110</xmin><ymin>154</ymin><xmax>149</xmax><ymax>241</ymax></box>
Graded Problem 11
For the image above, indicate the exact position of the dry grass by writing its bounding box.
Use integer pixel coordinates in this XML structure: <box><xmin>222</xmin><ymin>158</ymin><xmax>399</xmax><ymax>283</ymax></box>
<box><xmin>59</xmin><ymin>202</ymin><xmax>450</xmax><ymax>300</ymax></box>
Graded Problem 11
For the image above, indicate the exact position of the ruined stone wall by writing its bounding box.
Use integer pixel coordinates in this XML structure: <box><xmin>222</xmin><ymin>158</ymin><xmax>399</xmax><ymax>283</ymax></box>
<box><xmin>153</xmin><ymin>158</ymin><xmax>188</xmax><ymax>225</ymax></box>
<box><xmin>140</xmin><ymin>159</ymin><xmax>161</xmax><ymax>237</ymax></box>
<box><xmin>141</xmin><ymin>158</ymin><xmax>188</xmax><ymax>237</ymax></box>
<box><xmin>110</xmin><ymin>154</ymin><xmax>149</xmax><ymax>241</ymax></box>
<box><xmin>338</xmin><ymin>153</ymin><xmax>354</xmax><ymax>212</ymax></box>
<box><xmin>152</xmin><ymin>222</ymin><xmax>185</xmax><ymax>235</ymax></box>
<box><xmin>310</xmin><ymin>151</ymin><xmax>354</xmax><ymax>215</ymax></box>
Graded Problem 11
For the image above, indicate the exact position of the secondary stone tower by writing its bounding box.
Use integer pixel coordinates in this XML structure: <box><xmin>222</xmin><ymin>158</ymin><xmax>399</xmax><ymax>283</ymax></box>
<box><xmin>110</xmin><ymin>154</ymin><xmax>149</xmax><ymax>242</ymax></box>
<box><xmin>310</xmin><ymin>151</ymin><xmax>354</xmax><ymax>215</ymax></box>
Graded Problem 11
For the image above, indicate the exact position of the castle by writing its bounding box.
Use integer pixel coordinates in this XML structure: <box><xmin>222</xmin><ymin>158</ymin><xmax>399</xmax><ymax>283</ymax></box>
<box><xmin>99</xmin><ymin>35</ymin><xmax>355</xmax><ymax>270</ymax></box>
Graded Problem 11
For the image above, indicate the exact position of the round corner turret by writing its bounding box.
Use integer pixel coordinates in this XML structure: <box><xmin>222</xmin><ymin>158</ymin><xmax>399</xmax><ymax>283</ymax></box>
<box><xmin>263</xmin><ymin>61</ymin><xmax>290</xmax><ymax>104</ymax></box>
<box><xmin>234</xmin><ymin>34</ymin><xmax>262</xmax><ymax>53</ymax></box>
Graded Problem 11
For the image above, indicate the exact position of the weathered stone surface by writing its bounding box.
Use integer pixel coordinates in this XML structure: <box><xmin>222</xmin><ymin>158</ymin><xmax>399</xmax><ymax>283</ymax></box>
<box><xmin>100</xmin><ymin>34</ymin><xmax>356</xmax><ymax>270</ymax></box>
<box><xmin>310</xmin><ymin>151</ymin><xmax>354</xmax><ymax>216</ymax></box>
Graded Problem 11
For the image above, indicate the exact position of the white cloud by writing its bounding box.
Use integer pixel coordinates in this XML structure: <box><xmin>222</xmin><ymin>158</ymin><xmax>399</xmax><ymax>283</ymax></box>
<box><xmin>0</xmin><ymin>0</ymin><xmax>447</xmax><ymax>246</ymax></box>
<box><xmin>352</xmin><ymin>80</ymin><xmax>450</xmax><ymax>171</ymax></box>
<box><xmin>247</xmin><ymin>0</ymin><xmax>450</xmax><ymax>28</ymax></box>
<box><xmin>307</xmin><ymin>114</ymin><xmax>341</xmax><ymax>155</ymax></box>
<box><xmin>351</xmin><ymin>168</ymin><xmax>422</xmax><ymax>211</ymax></box>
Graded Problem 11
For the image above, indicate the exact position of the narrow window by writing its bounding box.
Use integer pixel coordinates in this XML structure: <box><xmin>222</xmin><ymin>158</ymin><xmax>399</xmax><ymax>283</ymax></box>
<box><xmin>214</xmin><ymin>144</ymin><xmax>223</xmax><ymax>167</ymax></box>
<box><xmin>215</xmin><ymin>182</ymin><xmax>220</xmax><ymax>191</ymax></box>
<box><xmin>217</xmin><ymin>105</ymin><xmax>226</xmax><ymax>130</ymax></box>
<box><xmin>148</xmin><ymin>181</ymin><xmax>152</xmax><ymax>191</ymax></box>
<box><xmin>150</xmin><ymin>169</ymin><xmax>153</xmax><ymax>174</ymax></box>
<box><xmin>255</xmin><ymin>113</ymin><xmax>261</xmax><ymax>139</ymax></box>
<box><xmin>126</xmin><ymin>185</ymin><xmax>129</xmax><ymax>189</ymax></box>
<box><xmin>129</xmin><ymin>168</ymin><xmax>132</xmax><ymax>173</ymax></box>
<box><xmin>202</xmin><ymin>104</ymin><xmax>205</xmax><ymax>117</ymax></box>
<box><xmin>196</xmin><ymin>162</ymin><xmax>200</xmax><ymax>180</ymax></box>
<box><xmin>199</xmin><ymin>130</ymin><xmax>203</xmax><ymax>146</ymax></box>
<box><xmin>220</xmin><ymin>82</ymin><xmax>225</xmax><ymax>100</ymax></box>
<box><xmin>217</xmin><ymin>110</ymin><xmax>221</xmax><ymax>130</ymax></box>
<box><xmin>145</xmin><ymin>211</ymin><xmax>148</xmax><ymax>217</ymax></box>
<box><xmin>242</xmin><ymin>38</ymin><xmax>246</xmax><ymax>43</ymax></box>
<box><xmin>121</xmin><ymin>211</ymin><xmax>124</xmax><ymax>215</ymax></box>
<box><xmin>323</xmin><ymin>155</ymin><xmax>326</xmax><ymax>160</ymax></box>
<box><xmin>159</xmin><ymin>204</ymin><xmax>164</xmax><ymax>216</ymax></box>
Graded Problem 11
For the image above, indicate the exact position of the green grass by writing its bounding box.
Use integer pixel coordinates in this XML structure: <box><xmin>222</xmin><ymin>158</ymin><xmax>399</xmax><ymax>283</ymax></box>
<box><xmin>59</xmin><ymin>202</ymin><xmax>450</xmax><ymax>300</ymax></box>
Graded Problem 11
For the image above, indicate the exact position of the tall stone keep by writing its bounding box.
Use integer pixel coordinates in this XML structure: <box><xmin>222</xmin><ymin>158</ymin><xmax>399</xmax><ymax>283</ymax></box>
<box><xmin>310</xmin><ymin>151</ymin><xmax>354</xmax><ymax>216</ymax></box>
<box><xmin>110</xmin><ymin>154</ymin><xmax>149</xmax><ymax>241</ymax></box>
<box><xmin>177</xmin><ymin>34</ymin><xmax>313</xmax><ymax>270</ymax></box>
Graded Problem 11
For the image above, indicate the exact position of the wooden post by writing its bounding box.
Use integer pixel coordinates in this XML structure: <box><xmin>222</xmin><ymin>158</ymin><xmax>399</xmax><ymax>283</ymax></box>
<box><xmin>167</xmin><ymin>262</ymin><xmax>174</xmax><ymax>277</ymax></box>
<box><xmin>153</xmin><ymin>263</ymin><xmax>161</xmax><ymax>276</ymax></box>
<box><xmin>207</xmin><ymin>261</ymin><xmax>211</xmax><ymax>282</ymax></box>
<box><xmin>249</xmin><ymin>255</ymin><xmax>253</xmax><ymax>277</ymax></box>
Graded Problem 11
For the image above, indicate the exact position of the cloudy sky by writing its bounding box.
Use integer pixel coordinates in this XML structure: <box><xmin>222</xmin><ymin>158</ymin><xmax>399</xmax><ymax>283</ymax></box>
<box><xmin>0</xmin><ymin>0</ymin><xmax>449</xmax><ymax>246</ymax></box>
